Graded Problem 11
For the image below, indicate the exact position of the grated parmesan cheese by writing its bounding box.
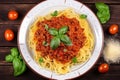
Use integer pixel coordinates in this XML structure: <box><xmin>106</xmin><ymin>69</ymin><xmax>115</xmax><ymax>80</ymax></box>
<box><xmin>103</xmin><ymin>39</ymin><xmax>120</xmax><ymax>64</ymax></box>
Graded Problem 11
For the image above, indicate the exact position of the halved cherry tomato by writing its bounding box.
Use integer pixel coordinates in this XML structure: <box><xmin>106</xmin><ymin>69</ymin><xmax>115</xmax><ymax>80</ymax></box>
<box><xmin>8</xmin><ymin>10</ymin><xmax>18</xmax><ymax>20</ymax></box>
<box><xmin>109</xmin><ymin>24</ymin><xmax>119</xmax><ymax>35</ymax></box>
<box><xmin>98</xmin><ymin>63</ymin><xmax>109</xmax><ymax>73</ymax></box>
<box><xmin>4</xmin><ymin>29</ymin><xmax>14</xmax><ymax>41</ymax></box>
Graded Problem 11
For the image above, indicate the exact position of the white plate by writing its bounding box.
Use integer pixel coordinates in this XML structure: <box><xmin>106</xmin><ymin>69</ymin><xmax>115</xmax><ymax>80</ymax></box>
<box><xmin>18</xmin><ymin>0</ymin><xmax>104</xmax><ymax>79</ymax></box>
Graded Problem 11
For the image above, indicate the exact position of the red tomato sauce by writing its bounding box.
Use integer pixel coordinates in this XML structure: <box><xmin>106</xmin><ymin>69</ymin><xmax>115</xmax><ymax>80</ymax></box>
<box><xmin>34</xmin><ymin>15</ymin><xmax>86</xmax><ymax>64</ymax></box>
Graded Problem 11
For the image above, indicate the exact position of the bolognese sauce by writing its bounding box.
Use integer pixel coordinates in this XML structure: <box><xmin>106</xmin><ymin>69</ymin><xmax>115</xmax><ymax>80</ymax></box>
<box><xmin>34</xmin><ymin>15</ymin><xmax>86</xmax><ymax>64</ymax></box>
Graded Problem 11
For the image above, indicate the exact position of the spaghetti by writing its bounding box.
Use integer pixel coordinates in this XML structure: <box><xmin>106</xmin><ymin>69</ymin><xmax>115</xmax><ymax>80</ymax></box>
<box><xmin>28</xmin><ymin>8</ymin><xmax>94</xmax><ymax>74</ymax></box>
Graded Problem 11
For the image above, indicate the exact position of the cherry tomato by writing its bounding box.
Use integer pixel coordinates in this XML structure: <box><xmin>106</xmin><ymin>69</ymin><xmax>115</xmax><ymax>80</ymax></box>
<box><xmin>4</xmin><ymin>29</ymin><xmax>14</xmax><ymax>41</ymax></box>
<box><xmin>109</xmin><ymin>24</ymin><xmax>119</xmax><ymax>35</ymax></box>
<box><xmin>8</xmin><ymin>10</ymin><xmax>18</xmax><ymax>20</ymax></box>
<box><xmin>98</xmin><ymin>63</ymin><xmax>109</xmax><ymax>73</ymax></box>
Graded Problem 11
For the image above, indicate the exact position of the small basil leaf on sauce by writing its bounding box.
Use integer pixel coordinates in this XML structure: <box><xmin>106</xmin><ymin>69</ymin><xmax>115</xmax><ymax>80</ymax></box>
<box><xmin>48</xmin><ymin>28</ymin><xmax>58</xmax><ymax>36</ymax></box>
<box><xmin>80</xmin><ymin>14</ymin><xmax>87</xmax><ymax>19</ymax></box>
<box><xmin>72</xmin><ymin>57</ymin><xmax>77</xmax><ymax>63</ymax></box>
<box><xmin>39</xmin><ymin>57</ymin><xmax>44</xmax><ymax>63</ymax></box>
<box><xmin>51</xmin><ymin>10</ymin><xmax>58</xmax><ymax>16</ymax></box>
<box><xmin>42</xmin><ymin>41</ymin><xmax>49</xmax><ymax>46</ymax></box>
<box><xmin>60</xmin><ymin>35</ymin><xmax>72</xmax><ymax>46</ymax></box>
<box><xmin>50</xmin><ymin>37</ymin><xmax>60</xmax><ymax>50</ymax></box>
<box><xmin>44</xmin><ymin>24</ymin><xmax>49</xmax><ymax>30</ymax></box>
<box><xmin>59</xmin><ymin>26</ymin><xmax>68</xmax><ymax>35</ymax></box>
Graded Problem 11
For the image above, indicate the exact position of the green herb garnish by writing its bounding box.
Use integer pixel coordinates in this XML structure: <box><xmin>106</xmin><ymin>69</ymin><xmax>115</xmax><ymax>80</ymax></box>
<box><xmin>48</xmin><ymin>26</ymin><xmax>72</xmax><ymax>50</ymax></box>
<box><xmin>95</xmin><ymin>2</ymin><xmax>110</xmax><ymax>24</ymax></box>
<box><xmin>72</xmin><ymin>57</ymin><xmax>77</xmax><ymax>63</ymax></box>
<box><xmin>44</xmin><ymin>24</ymin><xmax>49</xmax><ymax>30</ymax></box>
<box><xmin>13</xmin><ymin>57</ymin><xmax>26</xmax><ymax>76</ymax></box>
<box><xmin>60</xmin><ymin>35</ymin><xmax>72</xmax><ymax>46</ymax></box>
<box><xmin>48</xmin><ymin>28</ymin><xmax>58</xmax><ymax>36</ymax></box>
<box><xmin>50</xmin><ymin>37</ymin><xmax>60</xmax><ymax>50</ymax></box>
<box><xmin>80</xmin><ymin>14</ymin><xmax>87</xmax><ymax>19</ymax></box>
<box><xmin>11</xmin><ymin>48</ymin><xmax>19</xmax><ymax>57</ymax></box>
<box><xmin>5</xmin><ymin>48</ymin><xmax>26</xmax><ymax>76</ymax></box>
<box><xmin>5</xmin><ymin>54</ymin><xmax>14</xmax><ymax>62</ymax></box>
<box><xmin>43</xmin><ymin>25</ymin><xmax>72</xmax><ymax>50</ymax></box>
<box><xmin>51</xmin><ymin>10</ymin><xmax>58</xmax><ymax>16</ymax></box>
<box><xmin>42</xmin><ymin>41</ymin><xmax>49</xmax><ymax>46</ymax></box>
<box><xmin>58</xmin><ymin>26</ymin><xmax>68</xmax><ymax>35</ymax></box>
<box><xmin>39</xmin><ymin>57</ymin><xmax>44</xmax><ymax>63</ymax></box>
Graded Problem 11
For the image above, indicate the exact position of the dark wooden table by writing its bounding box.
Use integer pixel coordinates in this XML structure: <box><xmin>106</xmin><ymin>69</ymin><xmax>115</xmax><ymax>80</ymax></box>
<box><xmin>0</xmin><ymin>0</ymin><xmax>120</xmax><ymax>80</ymax></box>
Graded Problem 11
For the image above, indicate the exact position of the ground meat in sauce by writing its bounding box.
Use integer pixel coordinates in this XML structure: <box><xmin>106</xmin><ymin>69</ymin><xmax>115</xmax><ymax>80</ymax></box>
<box><xmin>34</xmin><ymin>15</ymin><xmax>86</xmax><ymax>64</ymax></box>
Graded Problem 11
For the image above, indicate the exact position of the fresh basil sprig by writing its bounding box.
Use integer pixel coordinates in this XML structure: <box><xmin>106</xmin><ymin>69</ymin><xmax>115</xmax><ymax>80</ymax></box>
<box><xmin>95</xmin><ymin>2</ymin><xmax>110</xmax><ymax>24</ymax></box>
<box><xmin>47</xmin><ymin>26</ymin><xmax>72</xmax><ymax>50</ymax></box>
<box><xmin>5</xmin><ymin>48</ymin><xmax>26</xmax><ymax>76</ymax></box>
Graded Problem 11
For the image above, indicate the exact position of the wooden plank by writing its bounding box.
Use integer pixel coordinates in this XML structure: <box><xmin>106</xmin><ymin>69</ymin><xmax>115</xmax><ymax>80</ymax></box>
<box><xmin>78</xmin><ymin>65</ymin><xmax>120</xmax><ymax>80</ymax></box>
<box><xmin>0</xmin><ymin>65</ymin><xmax>120</xmax><ymax>80</ymax></box>
<box><xmin>0</xmin><ymin>0</ymin><xmax>120</xmax><ymax>4</ymax></box>
<box><xmin>0</xmin><ymin>66</ymin><xmax>46</xmax><ymax>80</ymax></box>
<box><xmin>0</xmin><ymin>4</ymin><xmax>120</xmax><ymax>25</ymax></box>
<box><xmin>79</xmin><ymin>0</ymin><xmax>120</xmax><ymax>4</ymax></box>
<box><xmin>0</xmin><ymin>0</ymin><xmax>43</xmax><ymax>4</ymax></box>
<box><xmin>0</xmin><ymin>47</ymin><xmax>11</xmax><ymax>62</ymax></box>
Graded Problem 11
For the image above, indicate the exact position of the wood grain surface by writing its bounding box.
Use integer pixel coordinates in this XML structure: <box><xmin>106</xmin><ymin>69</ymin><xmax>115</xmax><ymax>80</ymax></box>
<box><xmin>0</xmin><ymin>0</ymin><xmax>120</xmax><ymax>80</ymax></box>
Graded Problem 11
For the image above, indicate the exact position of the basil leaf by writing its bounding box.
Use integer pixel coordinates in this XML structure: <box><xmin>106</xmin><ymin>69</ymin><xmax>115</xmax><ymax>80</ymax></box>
<box><xmin>18</xmin><ymin>55</ymin><xmax>22</xmax><ymax>60</ymax></box>
<box><xmin>51</xmin><ymin>10</ymin><xmax>58</xmax><ymax>16</ymax></box>
<box><xmin>11</xmin><ymin>48</ymin><xmax>19</xmax><ymax>57</ymax></box>
<box><xmin>5</xmin><ymin>54</ymin><xmax>14</xmax><ymax>62</ymax></box>
<box><xmin>80</xmin><ymin>14</ymin><xmax>87</xmax><ymax>19</ymax></box>
<box><xmin>95</xmin><ymin>2</ymin><xmax>110</xmax><ymax>24</ymax></box>
<box><xmin>39</xmin><ymin>57</ymin><xmax>44</xmax><ymax>63</ymax></box>
<box><xmin>48</xmin><ymin>28</ymin><xmax>58</xmax><ymax>36</ymax></box>
<box><xmin>13</xmin><ymin>57</ymin><xmax>23</xmax><ymax>76</ymax></box>
<box><xmin>42</xmin><ymin>41</ymin><xmax>49</xmax><ymax>46</ymax></box>
<box><xmin>50</xmin><ymin>37</ymin><xmax>60</xmax><ymax>49</ymax></box>
<box><xmin>19</xmin><ymin>61</ymin><xmax>26</xmax><ymax>76</ymax></box>
<box><xmin>59</xmin><ymin>26</ymin><xmax>68</xmax><ymax>35</ymax></box>
<box><xmin>44</xmin><ymin>24</ymin><xmax>49</xmax><ymax>30</ymax></box>
<box><xmin>4</xmin><ymin>48</ymin><xmax>26</xmax><ymax>77</ymax></box>
<box><xmin>95</xmin><ymin>2</ymin><xmax>109</xmax><ymax>11</ymax></box>
<box><xmin>72</xmin><ymin>57</ymin><xmax>77</xmax><ymax>63</ymax></box>
<box><xmin>13</xmin><ymin>57</ymin><xmax>26</xmax><ymax>76</ymax></box>
<box><xmin>97</xmin><ymin>11</ymin><xmax>110</xmax><ymax>24</ymax></box>
<box><xmin>60</xmin><ymin>35</ymin><xmax>72</xmax><ymax>46</ymax></box>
